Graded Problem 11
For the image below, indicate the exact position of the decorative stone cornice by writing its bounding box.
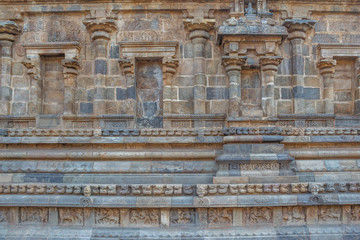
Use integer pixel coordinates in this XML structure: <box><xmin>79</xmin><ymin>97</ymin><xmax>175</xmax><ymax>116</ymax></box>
<box><xmin>222</xmin><ymin>56</ymin><xmax>247</xmax><ymax>72</ymax></box>
<box><xmin>317</xmin><ymin>58</ymin><xmax>337</xmax><ymax>75</ymax></box>
<box><xmin>0</xmin><ymin>20</ymin><xmax>20</xmax><ymax>41</ymax></box>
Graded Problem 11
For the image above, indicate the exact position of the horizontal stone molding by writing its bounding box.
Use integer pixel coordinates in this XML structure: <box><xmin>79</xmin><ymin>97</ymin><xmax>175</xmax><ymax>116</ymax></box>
<box><xmin>0</xmin><ymin>150</ymin><xmax>216</xmax><ymax>160</ymax></box>
<box><xmin>0</xmin><ymin>193</ymin><xmax>359</xmax><ymax>208</ymax></box>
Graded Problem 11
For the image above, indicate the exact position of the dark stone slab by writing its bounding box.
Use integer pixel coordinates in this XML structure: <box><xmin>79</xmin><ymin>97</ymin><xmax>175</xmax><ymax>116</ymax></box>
<box><xmin>127</xmin><ymin>86</ymin><xmax>136</xmax><ymax>99</ymax></box>
<box><xmin>95</xmin><ymin>60</ymin><xmax>107</xmax><ymax>75</ymax></box>
<box><xmin>80</xmin><ymin>102</ymin><xmax>93</xmax><ymax>114</ymax></box>
<box><xmin>206</xmin><ymin>87</ymin><xmax>229</xmax><ymax>100</ymax></box>
<box><xmin>136</xmin><ymin>117</ymin><xmax>163</xmax><ymax>128</ymax></box>
<box><xmin>116</xmin><ymin>88</ymin><xmax>127</xmax><ymax>100</ymax></box>
<box><xmin>281</xmin><ymin>88</ymin><xmax>293</xmax><ymax>99</ymax></box>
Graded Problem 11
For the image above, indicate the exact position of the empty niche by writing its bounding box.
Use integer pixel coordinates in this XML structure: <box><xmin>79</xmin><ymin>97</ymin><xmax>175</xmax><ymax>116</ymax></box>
<box><xmin>241</xmin><ymin>69</ymin><xmax>262</xmax><ymax>117</ymax></box>
<box><xmin>334</xmin><ymin>59</ymin><xmax>355</xmax><ymax>115</ymax></box>
<box><xmin>135</xmin><ymin>59</ymin><xmax>163</xmax><ymax>128</ymax></box>
<box><xmin>41</xmin><ymin>55</ymin><xmax>65</xmax><ymax>115</ymax></box>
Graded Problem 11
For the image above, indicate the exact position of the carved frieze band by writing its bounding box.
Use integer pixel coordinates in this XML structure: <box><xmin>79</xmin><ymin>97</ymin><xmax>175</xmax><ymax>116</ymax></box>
<box><xmin>5</xmin><ymin>127</ymin><xmax>360</xmax><ymax>137</ymax></box>
<box><xmin>0</xmin><ymin>205</ymin><xmax>359</xmax><ymax>227</ymax></box>
<box><xmin>0</xmin><ymin>182</ymin><xmax>359</xmax><ymax>196</ymax></box>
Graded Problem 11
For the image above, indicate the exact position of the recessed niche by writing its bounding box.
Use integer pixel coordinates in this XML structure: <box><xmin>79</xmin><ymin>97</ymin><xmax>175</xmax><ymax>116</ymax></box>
<box><xmin>135</xmin><ymin>59</ymin><xmax>163</xmax><ymax>128</ymax></box>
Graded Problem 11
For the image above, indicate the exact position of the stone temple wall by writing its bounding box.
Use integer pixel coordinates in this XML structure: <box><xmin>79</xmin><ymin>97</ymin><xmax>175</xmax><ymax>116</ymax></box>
<box><xmin>0</xmin><ymin>0</ymin><xmax>360</xmax><ymax>239</ymax></box>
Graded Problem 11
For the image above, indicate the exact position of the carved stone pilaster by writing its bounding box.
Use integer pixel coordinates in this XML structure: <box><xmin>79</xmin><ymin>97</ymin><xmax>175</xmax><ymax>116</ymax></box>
<box><xmin>21</xmin><ymin>59</ymin><xmax>41</xmax><ymax>115</ymax></box>
<box><xmin>163</xmin><ymin>58</ymin><xmax>179</xmax><ymax>114</ymax></box>
<box><xmin>222</xmin><ymin>56</ymin><xmax>247</xmax><ymax>118</ymax></box>
<box><xmin>356</xmin><ymin>57</ymin><xmax>360</xmax><ymax>115</ymax></box>
<box><xmin>284</xmin><ymin>19</ymin><xmax>316</xmax><ymax>114</ymax></box>
<box><xmin>84</xmin><ymin>17</ymin><xmax>117</xmax><ymax>114</ymax></box>
<box><xmin>62</xmin><ymin>59</ymin><xmax>80</xmax><ymax>115</ymax></box>
<box><xmin>0</xmin><ymin>21</ymin><xmax>20</xmax><ymax>115</ymax></box>
<box><xmin>184</xmin><ymin>19</ymin><xmax>215</xmax><ymax>114</ymax></box>
<box><xmin>317</xmin><ymin>58</ymin><xmax>336</xmax><ymax>114</ymax></box>
<box><xmin>118</xmin><ymin>58</ymin><xmax>136</xmax><ymax>112</ymax></box>
<box><xmin>260</xmin><ymin>56</ymin><xmax>283</xmax><ymax>117</ymax></box>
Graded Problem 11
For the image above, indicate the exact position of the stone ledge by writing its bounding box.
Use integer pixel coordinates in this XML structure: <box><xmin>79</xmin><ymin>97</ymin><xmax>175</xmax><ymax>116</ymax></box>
<box><xmin>2</xmin><ymin>225</ymin><xmax>360</xmax><ymax>239</ymax></box>
<box><xmin>0</xmin><ymin>193</ymin><xmax>359</xmax><ymax>208</ymax></box>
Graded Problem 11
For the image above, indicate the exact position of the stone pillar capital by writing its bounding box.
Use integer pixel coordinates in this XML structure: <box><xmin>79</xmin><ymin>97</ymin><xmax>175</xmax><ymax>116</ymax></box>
<box><xmin>118</xmin><ymin>58</ymin><xmax>134</xmax><ymax>75</ymax></box>
<box><xmin>222</xmin><ymin>56</ymin><xmax>247</xmax><ymax>72</ymax></box>
<box><xmin>183</xmin><ymin>19</ymin><xmax>215</xmax><ymax>33</ymax></box>
<box><xmin>83</xmin><ymin>18</ymin><xmax>117</xmax><ymax>41</ymax></box>
<box><xmin>283</xmin><ymin>19</ymin><xmax>316</xmax><ymax>41</ymax></box>
<box><xmin>260</xmin><ymin>56</ymin><xmax>283</xmax><ymax>73</ymax></box>
<box><xmin>317</xmin><ymin>58</ymin><xmax>336</xmax><ymax>76</ymax></box>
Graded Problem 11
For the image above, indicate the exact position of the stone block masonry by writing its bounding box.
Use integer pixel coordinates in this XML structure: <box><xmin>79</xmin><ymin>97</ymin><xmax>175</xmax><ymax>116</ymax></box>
<box><xmin>0</xmin><ymin>0</ymin><xmax>360</xmax><ymax>239</ymax></box>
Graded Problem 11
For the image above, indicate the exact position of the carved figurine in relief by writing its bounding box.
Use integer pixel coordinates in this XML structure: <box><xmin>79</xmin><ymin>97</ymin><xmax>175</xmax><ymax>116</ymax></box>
<box><xmin>319</xmin><ymin>206</ymin><xmax>341</xmax><ymax>222</ymax></box>
<box><xmin>129</xmin><ymin>209</ymin><xmax>159</xmax><ymax>225</ymax></box>
<box><xmin>351</xmin><ymin>205</ymin><xmax>360</xmax><ymax>221</ymax></box>
<box><xmin>208</xmin><ymin>208</ymin><xmax>232</xmax><ymax>225</ymax></box>
<box><xmin>20</xmin><ymin>207</ymin><xmax>48</xmax><ymax>223</ymax></box>
<box><xmin>248</xmin><ymin>207</ymin><xmax>272</xmax><ymax>224</ymax></box>
<box><xmin>95</xmin><ymin>208</ymin><xmax>119</xmax><ymax>225</ymax></box>
<box><xmin>197</xmin><ymin>185</ymin><xmax>208</xmax><ymax>198</ymax></box>
<box><xmin>283</xmin><ymin>207</ymin><xmax>306</xmax><ymax>223</ymax></box>
<box><xmin>83</xmin><ymin>185</ymin><xmax>91</xmax><ymax>197</ymax></box>
<box><xmin>171</xmin><ymin>209</ymin><xmax>195</xmax><ymax>225</ymax></box>
<box><xmin>59</xmin><ymin>208</ymin><xmax>83</xmax><ymax>225</ymax></box>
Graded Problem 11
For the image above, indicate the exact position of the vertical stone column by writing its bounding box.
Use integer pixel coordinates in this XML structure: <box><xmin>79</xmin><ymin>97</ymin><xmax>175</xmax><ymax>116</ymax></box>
<box><xmin>163</xmin><ymin>58</ymin><xmax>179</xmax><ymax>114</ymax></box>
<box><xmin>184</xmin><ymin>19</ymin><xmax>215</xmax><ymax>114</ymax></box>
<box><xmin>356</xmin><ymin>57</ymin><xmax>360</xmax><ymax>115</ymax></box>
<box><xmin>317</xmin><ymin>58</ymin><xmax>336</xmax><ymax>114</ymax></box>
<box><xmin>21</xmin><ymin>59</ymin><xmax>41</xmax><ymax>115</ymax></box>
<box><xmin>260</xmin><ymin>56</ymin><xmax>283</xmax><ymax>117</ymax></box>
<box><xmin>0</xmin><ymin>21</ymin><xmax>20</xmax><ymax>115</ymax></box>
<box><xmin>284</xmin><ymin>19</ymin><xmax>315</xmax><ymax>114</ymax></box>
<box><xmin>62</xmin><ymin>59</ymin><xmax>80</xmax><ymax>115</ymax></box>
<box><xmin>222</xmin><ymin>56</ymin><xmax>247</xmax><ymax>118</ymax></box>
<box><xmin>83</xmin><ymin>19</ymin><xmax>117</xmax><ymax>115</ymax></box>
